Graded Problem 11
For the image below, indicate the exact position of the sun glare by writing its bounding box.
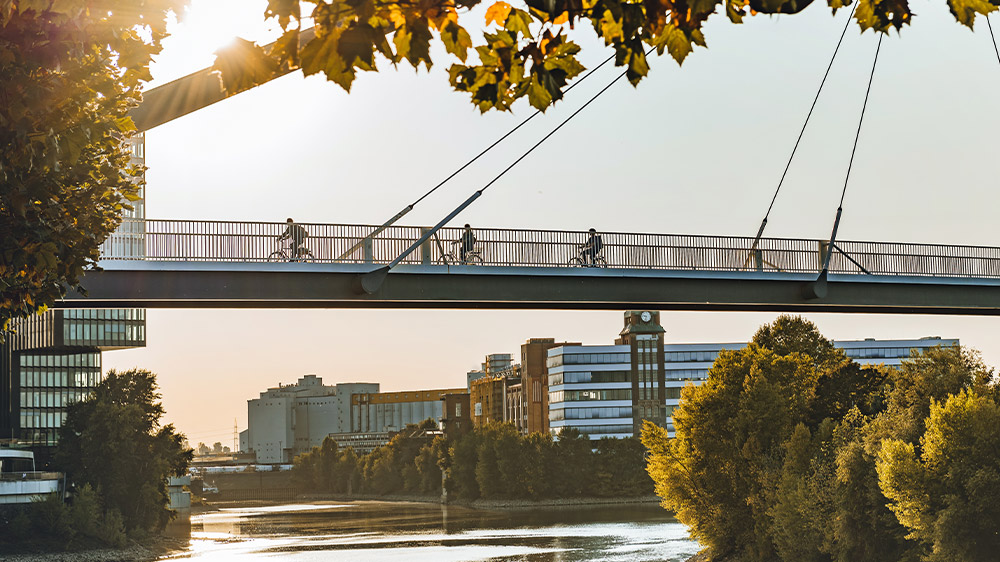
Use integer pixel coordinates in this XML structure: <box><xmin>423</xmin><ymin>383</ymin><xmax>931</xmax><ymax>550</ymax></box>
<box><xmin>172</xmin><ymin>1</ymin><xmax>241</xmax><ymax>58</ymax></box>
<box><xmin>153</xmin><ymin>0</ymin><xmax>281</xmax><ymax>83</ymax></box>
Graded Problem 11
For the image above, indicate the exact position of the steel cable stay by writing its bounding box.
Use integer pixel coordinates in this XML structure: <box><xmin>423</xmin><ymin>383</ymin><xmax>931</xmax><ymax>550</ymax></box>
<box><xmin>743</xmin><ymin>2</ymin><xmax>858</xmax><ymax>272</ymax></box>
<box><xmin>805</xmin><ymin>32</ymin><xmax>883</xmax><ymax>299</ymax></box>
<box><xmin>335</xmin><ymin>52</ymin><xmax>618</xmax><ymax>262</ymax></box>
<box><xmin>988</xmin><ymin>14</ymin><xmax>1000</xmax><ymax>66</ymax></box>
<box><xmin>354</xmin><ymin>48</ymin><xmax>657</xmax><ymax>294</ymax></box>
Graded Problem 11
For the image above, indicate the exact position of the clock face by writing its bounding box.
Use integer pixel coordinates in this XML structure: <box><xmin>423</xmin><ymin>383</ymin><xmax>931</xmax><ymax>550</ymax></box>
<box><xmin>640</xmin><ymin>311</ymin><xmax>651</xmax><ymax>322</ymax></box>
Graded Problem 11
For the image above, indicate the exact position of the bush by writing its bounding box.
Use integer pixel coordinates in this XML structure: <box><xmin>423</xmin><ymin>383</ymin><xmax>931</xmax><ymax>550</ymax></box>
<box><xmin>97</xmin><ymin>509</ymin><xmax>128</xmax><ymax>548</ymax></box>
<box><xmin>31</xmin><ymin>493</ymin><xmax>74</xmax><ymax>544</ymax></box>
<box><xmin>69</xmin><ymin>484</ymin><xmax>101</xmax><ymax>539</ymax></box>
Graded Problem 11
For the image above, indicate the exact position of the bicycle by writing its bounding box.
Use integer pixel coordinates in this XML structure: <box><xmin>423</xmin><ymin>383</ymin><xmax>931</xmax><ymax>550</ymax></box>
<box><xmin>268</xmin><ymin>239</ymin><xmax>315</xmax><ymax>262</ymax></box>
<box><xmin>568</xmin><ymin>246</ymin><xmax>607</xmax><ymax>267</ymax></box>
<box><xmin>438</xmin><ymin>241</ymin><xmax>484</xmax><ymax>265</ymax></box>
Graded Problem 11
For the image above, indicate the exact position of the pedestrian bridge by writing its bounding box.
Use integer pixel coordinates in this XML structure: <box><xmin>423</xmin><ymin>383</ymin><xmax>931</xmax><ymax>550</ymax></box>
<box><xmin>56</xmin><ymin>219</ymin><xmax>1000</xmax><ymax>314</ymax></box>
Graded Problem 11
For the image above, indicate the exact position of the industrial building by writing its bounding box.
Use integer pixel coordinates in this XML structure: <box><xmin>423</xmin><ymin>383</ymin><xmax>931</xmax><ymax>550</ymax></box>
<box><xmin>246</xmin><ymin>375</ymin><xmax>378</xmax><ymax>463</ymax></box>
<box><xmin>244</xmin><ymin>375</ymin><xmax>468</xmax><ymax>462</ymax></box>
<box><xmin>351</xmin><ymin>388</ymin><xmax>467</xmax><ymax>433</ymax></box>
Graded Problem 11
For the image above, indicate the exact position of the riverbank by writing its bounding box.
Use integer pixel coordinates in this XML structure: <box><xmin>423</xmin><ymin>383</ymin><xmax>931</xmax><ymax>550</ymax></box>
<box><xmin>1</xmin><ymin>536</ymin><xmax>186</xmax><ymax>562</ymax></box>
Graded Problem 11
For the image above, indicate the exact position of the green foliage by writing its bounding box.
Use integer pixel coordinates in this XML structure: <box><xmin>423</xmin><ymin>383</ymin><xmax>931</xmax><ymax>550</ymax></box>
<box><xmin>95</xmin><ymin>508</ymin><xmax>128</xmax><ymax>548</ymax></box>
<box><xmin>8</xmin><ymin>509</ymin><xmax>31</xmax><ymax>537</ymax></box>
<box><xmin>218</xmin><ymin>0</ymin><xmax>1000</xmax><ymax>114</ymax></box>
<box><xmin>30</xmin><ymin>493</ymin><xmax>74</xmax><ymax>543</ymax></box>
<box><xmin>642</xmin><ymin>315</ymin><xmax>1000</xmax><ymax>562</ymax></box>
<box><xmin>591</xmin><ymin>436</ymin><xmax>654</xmax><ymax>497</ymax></box>
<box><xmin>642</xmin><ymin>316</ymin><xmax>843</xmax><ymax>561</ymax></box>
<box><xmin>448</xmin><ymin>427</ymin><xmax>483</xmax><ymax>499</ymax></box>
<box><xmin>292</xmin><ymin>420</ymin><xmax>651</xmax><ymax>500</ymax></box>
<box><xmin>54</xmin><ymin>368</ymin><xmax>192</xmax><ymax>532</ymax></box>
<box><xmin>68</xmin><ymin>484</ymin><xmax>101</xmax><ymax>540</ymax></box>
<box><xmin>877</xmin><ymin>389</ymin><xmax>1000</xmax><ymax>562</ymax></box>
<box><xmin>0</xmin><ymin>0</ymin><xmax>185</xmax><ymax>335</ymax></box>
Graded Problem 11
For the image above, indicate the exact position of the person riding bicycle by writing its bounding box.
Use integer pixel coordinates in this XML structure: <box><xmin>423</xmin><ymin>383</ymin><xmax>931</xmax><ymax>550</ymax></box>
<box><xmin>459</xmin><ymin>223</ymin><xmax>477</xmax><ymax>263</ymax></box>
<box><xmin>580</xmin><ymin>228</ymin><xmax>604</xmax><ymax>265</ymax></box>
<box><xmin>278</xmin><ymin>218</ymin><xmax>309</xmax><ymax>259</ymax></box>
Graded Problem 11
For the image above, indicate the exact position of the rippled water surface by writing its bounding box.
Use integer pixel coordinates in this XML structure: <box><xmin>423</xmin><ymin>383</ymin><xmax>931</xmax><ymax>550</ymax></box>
<box><xmin>164</xmin><ymin>501</ymin><xmax>699</xmax><ymax>561</ymax></box>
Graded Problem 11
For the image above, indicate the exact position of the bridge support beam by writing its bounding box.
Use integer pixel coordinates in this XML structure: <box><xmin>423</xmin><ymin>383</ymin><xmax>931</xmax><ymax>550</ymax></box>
<box><xmin>54</xmin><ymin>263</ymin><xmax>1000</xmax><ymax>315</ymax></box>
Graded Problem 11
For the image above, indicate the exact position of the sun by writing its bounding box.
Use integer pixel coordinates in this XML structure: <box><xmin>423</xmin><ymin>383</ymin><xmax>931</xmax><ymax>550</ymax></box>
<box><xmin>172</xmin><ymin>0</ymin><xmax>244</xmax><ymax>58</ymax></box>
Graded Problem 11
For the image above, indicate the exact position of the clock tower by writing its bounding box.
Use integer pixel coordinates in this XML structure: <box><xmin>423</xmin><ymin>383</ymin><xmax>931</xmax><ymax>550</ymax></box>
<box><xmin>616</xmin><ymin>311</ymin><xmax>666</xmax><ymax>434</ymax></box>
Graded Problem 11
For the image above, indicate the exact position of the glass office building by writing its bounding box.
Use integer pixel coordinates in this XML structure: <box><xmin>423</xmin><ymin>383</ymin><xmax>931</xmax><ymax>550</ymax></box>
<box><xmin>1</xmin><ymin>309</ymin><xmax>146</xmax><ymax>447</ymax></box>
<box><xmin>547</xmin><ymin>311</ymin><xmax>959</xmax><ymax>440</ymax></box>
<box><xmin>1</xmin><ymin>133</ymin><xmax>150</xmax><ymax>450</ymax></box>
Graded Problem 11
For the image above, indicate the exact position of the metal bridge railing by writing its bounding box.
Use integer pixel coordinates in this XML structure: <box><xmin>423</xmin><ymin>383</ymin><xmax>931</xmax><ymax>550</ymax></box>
<box><xmin>98</xmin><ymin>219</ymin><xmax>1000</xmax><ymax>279</ymax></box>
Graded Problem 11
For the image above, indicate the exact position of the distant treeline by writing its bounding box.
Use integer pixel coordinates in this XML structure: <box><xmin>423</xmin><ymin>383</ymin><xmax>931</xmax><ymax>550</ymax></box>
<box><xmin>293</xmin><ymin>422</ymin><xmax>653</xmax><ymax>499</ymax></box>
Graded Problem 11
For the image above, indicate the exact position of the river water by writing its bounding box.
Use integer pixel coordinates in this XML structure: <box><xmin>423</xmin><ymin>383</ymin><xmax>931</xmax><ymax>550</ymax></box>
<box><xmin>162</xmin><ymin>501</ymin><xmax>700</xmax><ymax>561</ymax></box>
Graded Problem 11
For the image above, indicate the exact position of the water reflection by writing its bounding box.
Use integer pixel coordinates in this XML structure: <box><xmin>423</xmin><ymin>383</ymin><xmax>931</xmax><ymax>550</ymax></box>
<box><xmin>165</xmin><ymin>501</ymin><xmax>699</xmax><ymax>561</ymax></box>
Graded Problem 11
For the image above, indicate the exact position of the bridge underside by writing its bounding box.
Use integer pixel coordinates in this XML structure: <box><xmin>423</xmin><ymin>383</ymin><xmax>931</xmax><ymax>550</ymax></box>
<box><xmin>52</xmin><ymin>262</ymin><xmax>1000</xmax><ymax>315</ymax></box>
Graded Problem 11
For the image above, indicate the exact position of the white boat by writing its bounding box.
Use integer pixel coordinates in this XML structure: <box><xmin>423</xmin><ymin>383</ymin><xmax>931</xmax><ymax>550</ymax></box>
<box><xmin>0</xmin><ymin>449</ymin><xmax>63</xmax><ymax>504</ymax></box>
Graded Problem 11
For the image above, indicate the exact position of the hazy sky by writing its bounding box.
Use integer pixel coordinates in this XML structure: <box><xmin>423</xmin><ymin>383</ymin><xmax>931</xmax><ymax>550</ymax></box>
<box><xmin>101</xmin><ymin>0</ymin><xmax>1000</xmax><ymax>448</ymax></box>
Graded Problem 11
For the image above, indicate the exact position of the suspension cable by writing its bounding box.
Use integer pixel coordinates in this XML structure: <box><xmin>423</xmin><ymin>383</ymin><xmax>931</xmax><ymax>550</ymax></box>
<box><xmin>988</xmin><ymin>14</ymin><xmax>1000</xmax><ymax>66</ymax></box>
<box><xmin>820</xmin><ymin>32</ymin><xmax>883</xmax><ymax>274</ymax></box>
<box><xmin>336</xmin><ymin>52</ymin><xmax>617</xmax><ymax>260</ymax></box>
<box><xmin>749</xmin><ymin>2</ymin><xmax>859</xmax><ymax>250</ymax></box>
<box><xmin>383</xmin><ymin>49</ymin><xmax>655</xmax><ymax>270</ymax></box>
<box><xmin>409</xmin><ymin>52</ymin><xmax>618</xmax><ymax>208</ymax></box>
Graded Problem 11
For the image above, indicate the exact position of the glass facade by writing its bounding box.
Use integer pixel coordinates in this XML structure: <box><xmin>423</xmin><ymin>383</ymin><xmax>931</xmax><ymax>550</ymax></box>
<box><xmin>17</xmin><ymin>351</ymin><xmax>101</xmax><ymax>446</ymax></box>
<box><xmin>547</xmin><ymin>352</ymin><xmax>630</xmax><ymax>368</ymax></box>
<box><xmin>2</xmin><ymin>309</ymin><xmax>146</xmax><ymax>447</ymax></box>
<box><xmin>547</xmin><ymin>336</ymin><xmax>958</xmax><ymax>441</ymax></box>
<box><xmin>548</xmin><ymin>346</ymin><xmax>635</xmax><ymax>439</ymax></box>
<box><xmin>62</xmin><ymin>308</ymin><xmax>146</xmax><ymax>348</ymax></box>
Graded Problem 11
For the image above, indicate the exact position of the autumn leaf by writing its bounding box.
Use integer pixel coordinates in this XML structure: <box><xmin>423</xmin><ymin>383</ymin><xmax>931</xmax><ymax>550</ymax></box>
<box><xmin>441</xmin><ymin>20</ymin><xmax>473</xmax><ymax>61</ymax></box>
<box><xmin>485</xmin><ymin>1</ymin><xmax>513</xmax><ymax>26</ymax></box>
<box><xmin>947</xmin><ymin>0</ymin><xmax>996</xmax><ymax>27</ymax></box>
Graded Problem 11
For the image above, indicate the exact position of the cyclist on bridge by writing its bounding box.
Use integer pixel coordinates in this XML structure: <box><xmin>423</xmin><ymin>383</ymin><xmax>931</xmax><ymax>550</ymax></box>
<box><xmin>278</xmin><ymin>218</ymin><xmax>309</xmax><ymax>259</ymax></box>
<box><xmin>459</xmin><ymin>224</ymin><xmax>477</xmax><ymax>263</ymax></box>
<box><xmin>580</xmin><ymin>228</ymin><xmax>604</xmax><ymax>266</ymax></box>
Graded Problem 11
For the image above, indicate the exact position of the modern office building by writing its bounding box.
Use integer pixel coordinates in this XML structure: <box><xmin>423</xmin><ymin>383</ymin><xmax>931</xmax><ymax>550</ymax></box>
<box><xmin>547</xmin><ymin>311</ymin><xmax>959</xmax><ymax>440</ymax></box>
<box><xmin>1</xmin><ymin>132</ymin><xmax>150</xmax><ymax>452</ymax></box>
<box><xmin>0</xmin><ymin>309</ymin><xmax>147</xmax><ymax>449</ymax></box>
<box><xmin>519</xmin><ymin>338</ymin><xmax>578</xmax><ymax>435</ymax></box>
<box><xmin>351</xmin><ymin>388</ymin><xmax>466</xmax><ymax>434</ymax></box>
<box><xmin>472</xmin><ymin>341</ymin><xmax>581</xmax><ymax>434</ymax></box>
<box><xmin>548</xmin><ymin>311</ymin><xmax>665</xmax><ymax>440</ymax></box>
<box><xmin>246</xmin><ymin>375</ymin><xmax>379</xmax><ymax>463</ymax></box>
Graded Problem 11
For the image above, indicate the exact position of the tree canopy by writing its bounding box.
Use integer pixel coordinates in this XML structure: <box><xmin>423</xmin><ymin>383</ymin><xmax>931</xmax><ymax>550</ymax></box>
<box><xmin>216</xmin><ymin>0</ymin><xmax>1000</xmax><ymax>113</ymax></box>
<box><xmin>642</xmin><ymin>315</ymin><xmax>1000</xmax><ymax>562</ymax></box>
<box><xmin>292</xmin><ymin>420</ymin><xmax>652</xmax><ymax>499</ymax></box>
<box><xmin>0</xmin><ymin>0</ymin><xmax>183</xmax><ymax>334</ymax></box>
<box><xmin>54</xmin><ymin>368</ymin><xmax>192</xmax><ymax>532</ymax></box>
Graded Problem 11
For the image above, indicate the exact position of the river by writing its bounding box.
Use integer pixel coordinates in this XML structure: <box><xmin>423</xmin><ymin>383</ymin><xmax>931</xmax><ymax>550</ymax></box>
<box><xmin>161</xmin><ymin>501</ymin><xmax>700</xmax><ymax>561</ymax></box>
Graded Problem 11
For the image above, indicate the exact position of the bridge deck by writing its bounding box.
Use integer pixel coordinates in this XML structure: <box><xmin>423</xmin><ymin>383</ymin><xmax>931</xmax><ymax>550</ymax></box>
<box><xmin>55</xmin><ymin>219</ymin><xmax>1000</xmax><ymax>313</ymax></box>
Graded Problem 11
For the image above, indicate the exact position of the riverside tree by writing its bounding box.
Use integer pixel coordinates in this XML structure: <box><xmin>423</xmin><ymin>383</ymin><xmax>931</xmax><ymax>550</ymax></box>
<box><xmin>0</xmin><ymin>1</ymin><xmax>185</xmax><ymax>335</ymax></box>
<box><xmin>877</xmin><ymin>388</ymin><xmax>1000</xmax><ymax>562</ymax></box>
<box><xmin>642</xmin><ymin>316</ymin><xmax>999</xmax><ymax>562</ymax></box>
<box><xmin>217</xmin><ymin>0</ymin><xmax>1000</xmax><ymax>113</ymax></box>
<box><xmin>54</xmin><ymin>368</ymin><xmax>192</xmax><ymax>532</ymax></box>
